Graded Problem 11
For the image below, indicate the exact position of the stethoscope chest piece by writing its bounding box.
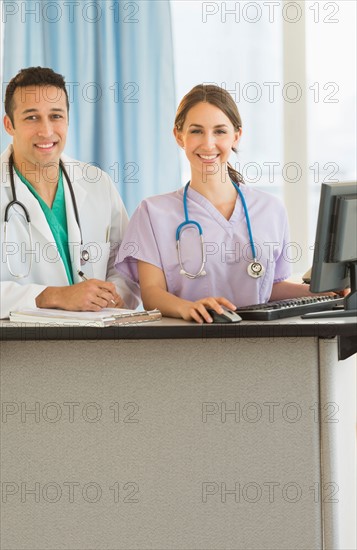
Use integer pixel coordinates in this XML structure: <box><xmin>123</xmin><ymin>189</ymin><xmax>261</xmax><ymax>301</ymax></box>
<box><xmin>247</xmin><ymin>261</ymin><xmax>264</xmax><ymax>278</ymax></box>
<box><xmin>80</xmin><ymin>249</ymin><xmax>90</xmax><ymax>264</ymax></box>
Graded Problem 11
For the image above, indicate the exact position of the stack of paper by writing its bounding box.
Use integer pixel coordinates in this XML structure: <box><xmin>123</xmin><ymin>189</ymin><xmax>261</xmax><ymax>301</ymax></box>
<box><xmin>9</xmin><ymin>308</ymin><xmax>162</xmax><ymax>327</ymax></box>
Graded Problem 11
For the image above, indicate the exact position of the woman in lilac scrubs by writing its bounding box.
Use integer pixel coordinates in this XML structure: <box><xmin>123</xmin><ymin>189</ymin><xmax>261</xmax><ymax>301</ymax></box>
<box><xmin>116</xmin><ymin>85</ymin><xmax>317</xmax><ymax>323</ymax></box>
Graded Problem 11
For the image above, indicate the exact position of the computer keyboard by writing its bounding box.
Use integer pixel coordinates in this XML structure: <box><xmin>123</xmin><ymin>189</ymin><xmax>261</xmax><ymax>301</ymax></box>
<box><xmin>236</xmin><ymin>295</ymin><xmax>344</xmax><ymax>321</ymax></box>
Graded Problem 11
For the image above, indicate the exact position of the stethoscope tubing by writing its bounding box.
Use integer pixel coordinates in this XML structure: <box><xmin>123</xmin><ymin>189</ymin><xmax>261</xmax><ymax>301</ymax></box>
<box><xmin>231</xmin><ymin>181</ymin><xmax>257</xmax><ymax>261</ymax></box>
<box><xmin>6</xmin><ymin>153</ymin><xmax>83</xmax><ymax>241</ymax></box>
<box><xmin>4</xmin><ymin>154</ymin><xmax>87</xmax><ymax>277</ymax></box>
<box><xmin>176</xmin><ymin>180</ymin><xmax>263</xmax><ymax>279</ymax></box>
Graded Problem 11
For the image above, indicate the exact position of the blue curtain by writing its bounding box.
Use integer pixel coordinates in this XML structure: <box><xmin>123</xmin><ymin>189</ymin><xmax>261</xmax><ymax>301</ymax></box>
<box><xmin>1</xmin><ymin>0</ymin><xmax>181</xmax><ymax>213</ymax></box>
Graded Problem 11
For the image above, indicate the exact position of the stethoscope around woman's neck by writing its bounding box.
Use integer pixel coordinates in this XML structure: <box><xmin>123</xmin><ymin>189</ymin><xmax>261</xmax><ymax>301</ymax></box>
<box><xmin>4</xmin><ymin>153</ymin><xmax>89</xmax><ymax>278</ymax></box>
<box><xmin>176</xmin><ymin>180</ymin><xmax>264</xmax><ymax>279</ymax></box>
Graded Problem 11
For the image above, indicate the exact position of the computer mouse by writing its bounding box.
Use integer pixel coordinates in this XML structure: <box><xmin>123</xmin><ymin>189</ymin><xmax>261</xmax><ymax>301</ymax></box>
<box><xmin>206</xmin><ymin>306</ymin><xmax>242</xmax><ymax>323</ymax></box>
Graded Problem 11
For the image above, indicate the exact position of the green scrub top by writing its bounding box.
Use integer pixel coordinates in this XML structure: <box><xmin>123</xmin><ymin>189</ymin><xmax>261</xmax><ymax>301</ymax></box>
<box><xmin>15</xmin><ymin>167</ymin><xmax>74</xmax><ymax>284</ymax></box>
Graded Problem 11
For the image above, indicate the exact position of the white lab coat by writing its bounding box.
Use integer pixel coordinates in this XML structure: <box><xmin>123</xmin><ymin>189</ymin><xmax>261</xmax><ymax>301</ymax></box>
<box><xmin>0</xmin><ymin>145</ymin><xmax>140</xmax><ymax>318</ymax></box>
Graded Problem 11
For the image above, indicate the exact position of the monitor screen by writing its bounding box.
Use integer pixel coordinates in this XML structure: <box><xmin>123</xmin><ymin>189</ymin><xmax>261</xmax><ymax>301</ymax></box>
<box><xmin>310</xmin><ymin>181</ymin><xmax>357</xmax><ymax>313</ymax></box>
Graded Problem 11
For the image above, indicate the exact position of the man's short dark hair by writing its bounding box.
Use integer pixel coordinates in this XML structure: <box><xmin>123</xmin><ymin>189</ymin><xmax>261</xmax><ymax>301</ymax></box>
<box><xmin>5</xmin><ymin>67</ymin><xmax>70</xmax><ymax>126</ymax></box>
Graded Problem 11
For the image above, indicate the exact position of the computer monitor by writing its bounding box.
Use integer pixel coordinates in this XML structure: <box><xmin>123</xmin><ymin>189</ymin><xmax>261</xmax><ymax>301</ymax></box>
<box><xmin>307</xmin><ymin>181</ymin><xmax>357</xmax><ymax>318</ymax></box>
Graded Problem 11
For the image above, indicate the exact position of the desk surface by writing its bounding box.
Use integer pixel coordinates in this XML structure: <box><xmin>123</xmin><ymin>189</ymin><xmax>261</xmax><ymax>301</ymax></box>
<box><xmin>1</xmin><ymin>315</ymin><xmax>356</xmax><ymax>341</ymax></box>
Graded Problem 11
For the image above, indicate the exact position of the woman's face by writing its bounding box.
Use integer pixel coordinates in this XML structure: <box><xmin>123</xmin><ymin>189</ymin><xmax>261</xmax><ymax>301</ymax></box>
<box><xmin>174</xmin><ymin>101</ymin><xmax>241</xmax><ymax>178</ymax></box>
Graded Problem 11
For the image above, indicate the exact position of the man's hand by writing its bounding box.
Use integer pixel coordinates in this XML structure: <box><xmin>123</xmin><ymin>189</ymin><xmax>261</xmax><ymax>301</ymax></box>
<box><xmin>35</xmin><ymin>280</ymin><xmax>125</xmax><ymax>311</ymax></box>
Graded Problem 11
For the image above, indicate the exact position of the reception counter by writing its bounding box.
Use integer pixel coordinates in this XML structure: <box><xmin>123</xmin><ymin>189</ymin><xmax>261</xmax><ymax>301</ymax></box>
<box><xmin>1</xmin><ymin>316</ymin><xmax>356</xmax><ymax>549</ymax></box>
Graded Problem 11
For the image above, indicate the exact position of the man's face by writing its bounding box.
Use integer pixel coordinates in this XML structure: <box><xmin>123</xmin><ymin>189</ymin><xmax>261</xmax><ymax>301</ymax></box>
<box><xmin>3</xmin><ymin>85</ymin><xmax>68</xmax><ymax>170</ymax></box>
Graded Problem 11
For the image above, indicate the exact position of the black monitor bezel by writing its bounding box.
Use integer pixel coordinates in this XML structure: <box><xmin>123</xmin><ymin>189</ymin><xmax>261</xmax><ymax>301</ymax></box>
<box><xmin>310</xmin><ymin>181</ymin><xmax>357</xmax><ymax>293</ymax></box>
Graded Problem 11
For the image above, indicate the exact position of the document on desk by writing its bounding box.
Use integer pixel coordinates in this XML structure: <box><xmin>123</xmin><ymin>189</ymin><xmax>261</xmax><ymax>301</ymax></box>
<box><xmin>9</xmin><ymin>308</ymin><xmax>162</xmax><ymax>326</ymax></box>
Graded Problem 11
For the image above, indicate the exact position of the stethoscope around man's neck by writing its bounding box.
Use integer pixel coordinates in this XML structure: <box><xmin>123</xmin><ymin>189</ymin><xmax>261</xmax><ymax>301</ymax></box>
<box><xmin>176</xmin><ymin>180</ymin><xmax>264</xmax><ymax>279</ymax></box>
<box><xmin>4</xmin><ymin>153</ymin><xmax>89</xmax><ymax>278</ymax></box>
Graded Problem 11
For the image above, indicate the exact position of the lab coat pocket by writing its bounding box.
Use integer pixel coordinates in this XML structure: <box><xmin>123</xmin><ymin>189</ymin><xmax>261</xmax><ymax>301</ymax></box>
<box><xmin>89</xmin><ymin>241</ymin><xmax>111</xmax><ymax>280</ymax></box>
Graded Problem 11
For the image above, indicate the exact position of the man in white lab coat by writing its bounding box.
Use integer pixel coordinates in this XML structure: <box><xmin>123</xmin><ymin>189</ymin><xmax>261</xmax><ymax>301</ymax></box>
<box><xmin>0</xmin><ymin>67</ymin><xmax>140</xmax><ymax>318</ymax></box>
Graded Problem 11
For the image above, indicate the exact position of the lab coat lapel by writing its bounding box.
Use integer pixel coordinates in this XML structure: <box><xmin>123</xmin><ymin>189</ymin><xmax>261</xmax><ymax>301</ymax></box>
<box><xmin>62</xmin><ymin>159</ymin><xmax>88</xmax><ymax>282</ymax></box>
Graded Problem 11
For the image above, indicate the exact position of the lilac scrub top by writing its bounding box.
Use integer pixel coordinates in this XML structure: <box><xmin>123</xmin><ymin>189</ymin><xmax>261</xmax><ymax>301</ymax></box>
<box><xmin>115</xmin><ymin>185</ymin><xmax>292</xmax><ymax>307</ymax></box>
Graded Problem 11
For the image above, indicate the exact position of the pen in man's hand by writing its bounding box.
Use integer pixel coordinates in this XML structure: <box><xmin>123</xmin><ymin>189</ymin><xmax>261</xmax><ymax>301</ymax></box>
<box><xmin>77</xmin><ymin>270</ymin><xmax>116</xmax><ymax>306</ymax></box>
<box><xmin>77</xmin><ymin>270</ymin><xmax>88</xmax><ymax>281</ymax></box>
